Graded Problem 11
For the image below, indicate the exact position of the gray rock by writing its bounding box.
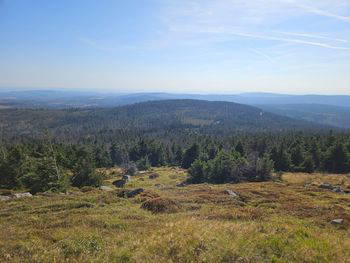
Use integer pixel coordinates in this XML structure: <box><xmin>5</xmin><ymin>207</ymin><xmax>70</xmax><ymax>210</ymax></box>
<box><xmin>113</xmin><ymin>179</ymin><xmax>127</xmax><ymax>188</ymax></box>
<box><xmin>100</xmin><ymin>186</ymin><xmax>113</xmax><ymax>191</ymax></box>
<box><xmin>125</xmin><ymin>188</ymin><xmax>144</xmax><ymax>198</ymax></box>
<box><xmin>0</xmin><ymin>196</ymin><xmax>11</xmax><ymax>201</ymax></box>
<box><xmin>122</xmin><ymin>175</ymin><xmax>131</xmax><ymax>181</ymax></box>
<box><xmin>319</xmin><ymin>183</ymin><xmax>334</xmax><ymax>190</ymax></box>
<box><xmin>225</xmin><ymin>190</ymin><xmax>239</xmax><ymax>197</ymax></box>
<box><xmin>332</xmin><ymin>186</ymin><xmax>343</xmax><ymax>193</ymax></box>
<box><xmin>176</xmin><ymin>182</ymin><xmax>187</xmax><ymax>187</ymax></box>
<box><xmin>331</xmin><ymin>219</ymin><xmax>344</xmax><ymax>225</ymax></box>
<box><xmin>14</xmin><ymin>192</ymin><xmax>32</xmax><ymax>199</ymax></box>
<box><xmin>149</xmin><ymin>173</ymin><xmax>160</xmax><ymax>179</ymax></box>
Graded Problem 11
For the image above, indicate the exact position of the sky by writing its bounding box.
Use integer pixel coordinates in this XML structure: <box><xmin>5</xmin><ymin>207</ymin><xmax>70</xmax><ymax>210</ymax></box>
<box><xmin>0</xmin><ymin>0</ymin><xmax>350</xmax><ymax>94</ymax></box>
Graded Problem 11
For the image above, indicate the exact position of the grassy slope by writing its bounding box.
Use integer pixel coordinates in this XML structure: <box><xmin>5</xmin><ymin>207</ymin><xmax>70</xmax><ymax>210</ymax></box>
<box><xmin>1</xmin><ymin>168</ymin><xmax>350</xmax><ymax>263</ymax></box>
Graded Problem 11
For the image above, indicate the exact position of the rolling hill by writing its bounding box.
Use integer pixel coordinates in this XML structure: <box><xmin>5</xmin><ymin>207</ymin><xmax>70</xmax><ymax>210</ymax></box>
<box><xmin>258</xmin><ymin>104</ymin><xmax>350</xmax><ymax>129</ymax></box>
<box><xmin>0</xmin><ymin>99</ymin><xmax>330</xmax><ymax>142</ymax></box>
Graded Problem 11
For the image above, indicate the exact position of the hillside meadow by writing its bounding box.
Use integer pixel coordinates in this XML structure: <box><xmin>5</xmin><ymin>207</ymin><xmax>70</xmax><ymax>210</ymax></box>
<box><xmin>1</xmin><ymin>168</ymin><xmax>349</xmax><ymax>262</ymax></box>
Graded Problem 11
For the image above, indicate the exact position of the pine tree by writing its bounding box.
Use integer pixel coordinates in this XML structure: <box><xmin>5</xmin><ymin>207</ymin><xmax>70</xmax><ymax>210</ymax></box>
<box><xmin>324</xmin><ymin>144</ymin><xmax>349</xmax><ymax>173</ymax></box>
<box><xmin>302</xmin><ymin>155</ymin><xmax>315</xmax><ymax>173</ymax></box>
<box><xmin>291</xmin><ymin>145</ymin><xmax>304</xmax><ymax>168</ymax></box>
<box><xmin>181</xmin><ymin>143</ymin><xmax>199</xmax><ymax>169</ymax></box>
<box><xmin>235</xmin><ymin>142</ymin><xmax>245</xmax><ymax>156</ymax></box>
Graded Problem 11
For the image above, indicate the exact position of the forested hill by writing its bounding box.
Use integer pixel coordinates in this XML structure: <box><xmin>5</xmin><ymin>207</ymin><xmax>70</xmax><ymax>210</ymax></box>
<box><xmin>0</xmin><ymin>99</ymin><xmax>331</xmax><ymax>143</ymax></box>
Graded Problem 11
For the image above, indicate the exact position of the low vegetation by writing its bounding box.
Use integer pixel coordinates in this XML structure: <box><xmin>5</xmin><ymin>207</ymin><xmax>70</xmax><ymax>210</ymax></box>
<box><xmin>1</xmin><ymin>167</ymin><xmax>349</xmax><ymax>262</ymax></box>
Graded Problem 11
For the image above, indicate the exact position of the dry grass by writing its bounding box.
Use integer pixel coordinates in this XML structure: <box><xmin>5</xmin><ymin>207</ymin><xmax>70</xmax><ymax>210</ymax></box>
<box><xmin>141</xmin><ymin>197</ymin><xmax>182</xmax><ymax>213</ymax></box>
<box><xmin>0</xmin><ymin>168</ymin><xmax>350</xmax><ymax>262</ymax></box>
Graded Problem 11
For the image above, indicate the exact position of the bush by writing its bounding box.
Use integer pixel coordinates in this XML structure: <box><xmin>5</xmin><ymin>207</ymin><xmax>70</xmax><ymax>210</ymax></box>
<box><xmin>136</xmin><ymin>156</ymin><xmax>151</xmax><ymax>171</ymax></box>
<box><xmin>141</xmin><ymin>198</ymin><xmax>182</xmax><ymax>213</ymax></box>
<box><xmin>242</xmin><ymin>153</ymin><xmax>274</xmax><ymax>182</ymax></box>
<box><xmin>123</xmin><ymin>162</ymin><xmax>138</xmax><ymax>176</ymax></box>
<box><xmin>187</xmin><ymin>159</ymin><xmax>207</xmax><ymax>183</ymax></box>
<box><xmin>71</xmin><ymin>159</ymin><xmax>103</xmax><ymax>188</ymax></box>
<box><xmin>20</xmin><ymin>157</ymin><xmax>70</xmax><ymax>194</ymax></box>
<box><xmin>188</xmin><ymin>151</ymin><xmax>274</xmax><ymax>184</ymax></box>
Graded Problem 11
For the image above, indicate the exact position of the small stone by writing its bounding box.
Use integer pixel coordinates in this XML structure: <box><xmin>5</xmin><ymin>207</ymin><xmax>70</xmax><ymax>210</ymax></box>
<box><xmin>332</xmin><ymin>187</ymin><xmax>343</xmax><ymax>193</ymax></box>
<box><xmin>319</xmin><ymin>183</ymin><xmax>334</xmax><ymax>190</ymax></box>
<box><xmin>100</xmin><ymin>186</ymin><xmax>113</xmax><ymax>191</ymax></box>
<box><xmin>0</xmin><ymin>196</ymin><xmax>11</xmax><ymax>201</ymax></box>
<box><xmin>13</xmin><ymin>192</ymin><xmax>32</xmax><ymax>199</ymax></box>
<box><xmin>149</xmin><ymin>173</ymin><xmax>160</xmax><ymax>179</ymax></box>
<box><xmin>176</xmin><ymin>182</ymin><xmax>187</xmax><ymax>187</ymax></box>
<box><xmin>225</xmin><ymin>190</ymin><xmax>239</xmax><ymax>197</ymax></box>
<box><xmin>122</xmin><ymin>175</ymin><xmax>131</xmax><ymax>181</ymax></box>
<box><xmin>331</xmin><ymin>219</ymin><xmax>344</xmax><ymax>225</ymax></box>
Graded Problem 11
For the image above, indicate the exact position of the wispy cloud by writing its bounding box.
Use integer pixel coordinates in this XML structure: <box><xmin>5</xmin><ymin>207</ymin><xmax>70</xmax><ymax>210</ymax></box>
<box><xmin>250</xmin><ymin>48</ymin><xmax>276</xmax><ymax>63</ymax></box>
<box><xmin>160</xmin><ymin>0</ymin><xmax>350</xmax><ymax>51</ymax></box>
<box><xmin>273</xmin><ymin>31</ymin><xmax>350</xmax><ymax>44</ymax></box>
<box><xmin>170</xmin><ymin>26</ymin><xmax>350</xmax><ymax>50</ymax></box>
<box><xmin>287</xmin><ymin>1</ymin><xmax>350</xmax><ymax>23</ymax></box>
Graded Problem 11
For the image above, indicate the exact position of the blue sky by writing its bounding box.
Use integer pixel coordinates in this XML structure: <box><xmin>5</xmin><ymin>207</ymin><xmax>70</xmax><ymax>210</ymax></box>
<box><xmin>0</xmin><ymin>0</ymin><xmax>350</xmax><ymax>94</ymax></box>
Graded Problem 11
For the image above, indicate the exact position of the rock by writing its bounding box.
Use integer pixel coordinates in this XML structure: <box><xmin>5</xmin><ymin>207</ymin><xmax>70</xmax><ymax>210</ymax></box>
<box><xmin>149</xmin><ymin>173</ymin><xmax>160</xmax><ymax>179</ymax></box>
<box><xmin>117</xmin><ymin>188</ymin><xmax>144</xmax><ymax>198</ymax></box>
<box><xmin>319</xmin><ymin>183</ymin><xmax>334</xmax><ymax>190</ymax></box>
<box><xmin>113</xmin><ymin>179</ymin><xmax>127</xmax><ymax>188</ymax></box>
<box><xmin>125</xmin><ymin>188</ymin><xmax>144</xmax><ymax>198</ymax></box>
<box><xmin>332</xmin><ymin>186</ymin><xmax>343</xmax><ymax>193</ymax></box>
<box><xmin>154</xmin><ymin>184</ymin><xmax>163</xmax><ymax>189</ymax></box>
<box><xmin>225</xmin><ymin>190</ymin><xmax>239</xmax><ymax>197</ymax></box>
<box><xmin>100</xmin><ymin>186</ymin><xmax>113</xmax><ymax>191</ymax></box>
<box><xmin>176</xmin><ymin>182</ymin><xmax>187</xmax><ymax>187</ymax></box>
<box><xmin>331</xmin><ymin>219</ymin><xmax>344</xmax><ymax>225</ymax></box>
<box><xmin>122</xmin><ymin>175</ymin><xmax>131</xmax><ymax>181</ymax></box>
<box><xmin>13</xmin><ymin>192</ymin><xmax>32</xmax><ymax>199</ymax></box>
<box><xmin>0</xmin><ymin>196</ymin><xmax>11</xmax><ymax>201</ymax></box>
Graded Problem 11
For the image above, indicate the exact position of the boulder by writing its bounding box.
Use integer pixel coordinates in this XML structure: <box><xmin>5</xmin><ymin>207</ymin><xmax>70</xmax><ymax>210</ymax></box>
<box><xmin>125</xmin><ymin>188</ymin><xmax>144</xmax><ymax>198</ymax></box>
<box><xmin>331</xmin><ymin>219</ymin><xmax>344</xmax><ymax>225</ymax></box>
<box><xmin>117</xmin><ymin>188</ymin><xmax>144</xmax><ymax>198</ymax></box>
<box><xmin>224</xmin><ymin>189</ymin><xmax>239</xmax><ymax>197</ymax></box>
<box><xmin>113</xmin><ymin>179</ymin><xmax>126</xmax><ymax>188</ymax></box>
<box><xmin>14</xmin><ymin>192</ymin><xmax>32</xmax><ymax>199</ymax></box>
<box><xmin>99</xmin><ymin>186</ymin><xmax>113</xmax><ymax>191</ymax></box>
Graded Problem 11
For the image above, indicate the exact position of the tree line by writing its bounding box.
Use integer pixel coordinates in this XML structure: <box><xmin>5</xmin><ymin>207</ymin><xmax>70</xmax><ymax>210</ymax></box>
<box><xmin>0</xmin><ymin>132</ymin><xmax>349</xmax><ymax>193</ymax></box>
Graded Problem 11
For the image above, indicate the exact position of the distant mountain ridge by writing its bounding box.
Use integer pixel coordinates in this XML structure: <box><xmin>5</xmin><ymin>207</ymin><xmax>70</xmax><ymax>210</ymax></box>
<box><xmin>1</xmin><ymin>89</ymin><xmax>349</xmax><ymax>128</ymax></box>
<box><xmin>1</xmin><ymin>90</ymin><xmax>350</xmax><ymax>107</ymax></box>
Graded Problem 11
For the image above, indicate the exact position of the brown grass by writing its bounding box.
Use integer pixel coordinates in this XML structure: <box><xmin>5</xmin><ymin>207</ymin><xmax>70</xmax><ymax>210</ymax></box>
<box><xmin>141</xmin><ymin>197</ymin><xmax>182</xmax><ymax>213</ymax></box>
<box><xmin>0</xmin><ymin>168</ymin><xmax>350</xmax><ymax>262</ymax></box>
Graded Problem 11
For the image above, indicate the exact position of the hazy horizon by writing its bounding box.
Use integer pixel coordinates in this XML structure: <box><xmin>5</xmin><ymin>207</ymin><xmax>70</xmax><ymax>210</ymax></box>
<box><xmin>1</xmin><ymin>0</ymin><xmax>350</xmax><ymax>94</ymax></box>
